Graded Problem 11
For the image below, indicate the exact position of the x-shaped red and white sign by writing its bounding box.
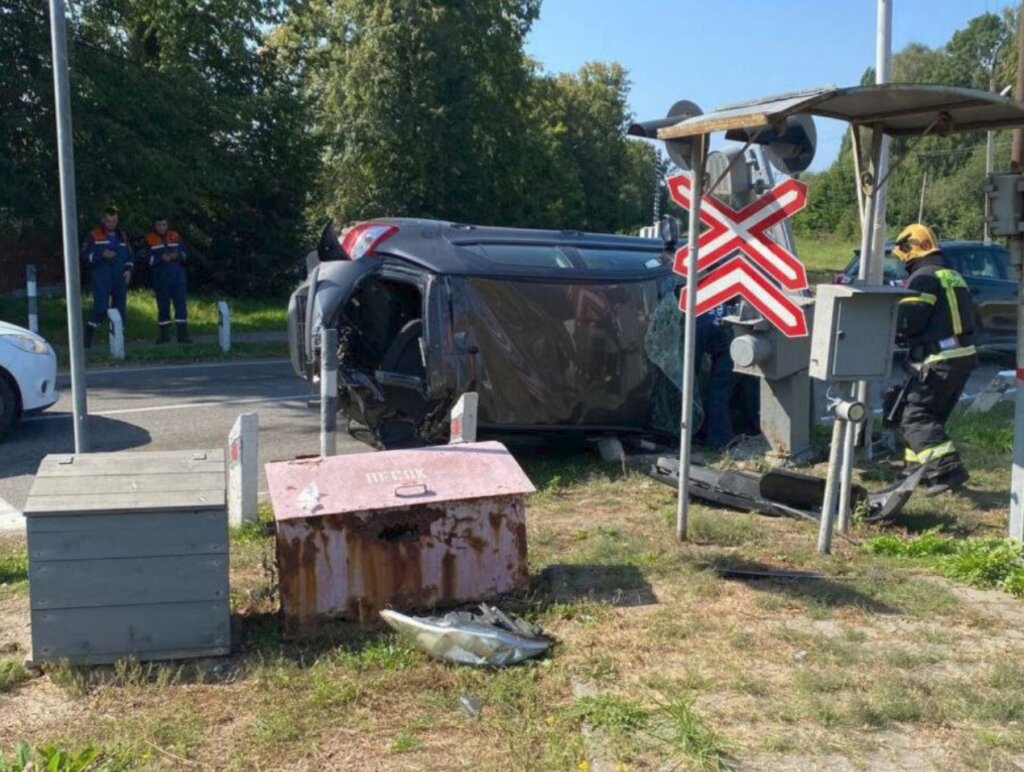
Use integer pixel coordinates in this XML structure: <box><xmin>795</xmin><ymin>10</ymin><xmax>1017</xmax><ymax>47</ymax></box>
<box><xmin>667</xmin><ymin>172</ymin><xmax>810</xmax><ymax>337</ymax></box>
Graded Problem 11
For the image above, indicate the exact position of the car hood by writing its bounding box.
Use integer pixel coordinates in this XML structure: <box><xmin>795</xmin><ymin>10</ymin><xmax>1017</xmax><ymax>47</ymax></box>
<box><xmin>0</xmin><ymin>320</ymin><xmax>48</xmax><ymax>344</ymax></box>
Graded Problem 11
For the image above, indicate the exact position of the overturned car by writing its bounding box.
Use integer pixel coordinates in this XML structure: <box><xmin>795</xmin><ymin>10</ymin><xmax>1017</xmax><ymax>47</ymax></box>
<box><xmin>288</xmin><ymin>218</ymin><xmax>695</xmax><ymax>447</ymax></box>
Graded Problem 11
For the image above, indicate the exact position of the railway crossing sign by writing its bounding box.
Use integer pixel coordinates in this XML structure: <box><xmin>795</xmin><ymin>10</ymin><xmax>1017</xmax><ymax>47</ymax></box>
<box><xmin>667</xmin><ymin>171</ymin><xmax>810</xmax><ymax>337</ymax></box>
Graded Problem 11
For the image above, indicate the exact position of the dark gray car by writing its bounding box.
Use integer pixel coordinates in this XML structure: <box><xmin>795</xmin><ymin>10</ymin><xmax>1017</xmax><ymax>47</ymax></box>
<box><xmin>288</xmin><ymin>219</ymin><xmax>682</xmax><ymax>447</ymax></box>
<box><xmin>835</xmin><ymin>240</ymin><xmax>1017</xmax><ymax>354</ymax></box>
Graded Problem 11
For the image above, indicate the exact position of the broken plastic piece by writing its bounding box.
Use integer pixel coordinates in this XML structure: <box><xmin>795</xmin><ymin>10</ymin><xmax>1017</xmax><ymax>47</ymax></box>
<box><xmin>458</xmin><ymin>695</ymin><xmax>483</xmax><ymax>717</ymax></box>
<box><xmin>380</xmin><ymin>604</ymin><xmax>550</xmax><ymax>667</ymax></box>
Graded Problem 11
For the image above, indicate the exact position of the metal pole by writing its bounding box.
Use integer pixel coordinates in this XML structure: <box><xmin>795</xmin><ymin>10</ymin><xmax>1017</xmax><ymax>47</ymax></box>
<box><xmin>1008</xmin><ymin>0</ymin><xmax>1024</xmax><ymax>542</ymax></box>
<box><xmin>49</xmin><ymin>0</ymin><xmax>88</xmax><ymax>453</ymax></box>
<box><xmin>676</xmin><ymin>134</ymin><xmax>708</xmax><ymax>542</ymax></box>
<box><xmin>837</xmin><ymin>384</ymin><xmax>859</xmax><ymax>533</ymax></box>
<box><xmin>26</xmin><ymin>265</ymin><xmax>39</xmax><ymax>333</ymax></box>
<box><xmin>918</xmin><ymin>171</ymin><xmax>927</xmax><ymax>223</ymax></box>
<box><xmin>320</xmin><ymin>327</ymin><xmax>338</xmax><ymax>457</ymax></box>
<box><xmin>854</xmin><ymin>1</ymin><xmax>892</xmax><ymax>456</ymax></box>
<box><xmin>870</xmin><ymin>0</ymin><xmax>893</xmax><ymax>286</ymax></box>
<box><xmin>854</xmin><ymin>127</ymin><xmax>883</xmax><ymax>456</ymax></box>
<box><xmin>818</xmin><ymin>406</ymin><xmax>846</xmax><ymax>554</ymax></box>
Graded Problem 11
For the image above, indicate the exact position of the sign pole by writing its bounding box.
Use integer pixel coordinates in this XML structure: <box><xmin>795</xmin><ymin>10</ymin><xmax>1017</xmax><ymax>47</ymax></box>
<box><xmin>676</xmin><ymin>134</ymin><xmax>707</xmax><ymax>542</ymax></box>
<box><xmin>49</xmin><ymin>0</ymin><xmax>89</xmax><ymax>453</ymax></box>
<box><xmin>1008</xmin><ymin>1</ymin><xmax>1024</xmax><ymax>542</ymax></box>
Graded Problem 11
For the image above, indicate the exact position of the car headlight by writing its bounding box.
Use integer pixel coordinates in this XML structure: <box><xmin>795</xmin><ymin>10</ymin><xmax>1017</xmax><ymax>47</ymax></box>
<box><xmin>0</xmin><ymin>334</ymin><xmax>50</xmax><ymax>355</ymax></box>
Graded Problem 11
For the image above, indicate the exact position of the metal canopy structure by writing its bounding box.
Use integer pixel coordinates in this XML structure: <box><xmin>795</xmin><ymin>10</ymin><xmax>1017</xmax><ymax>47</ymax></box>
<box><xmin>657</xmin><ymin>84</ymin><xmax>1024</xmax><ymax>139</ymax></box>
<box><xmin>644</xmin><ymin>83</ymin><xmax>1024</xmax><ymax>550</ymax></box>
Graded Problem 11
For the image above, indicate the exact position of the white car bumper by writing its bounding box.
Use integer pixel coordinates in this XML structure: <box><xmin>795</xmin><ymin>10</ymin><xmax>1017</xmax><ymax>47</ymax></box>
<box><xmin>11</xmin><ymin>346</ymin><xmax>59</xmax><ymax>413</ymax></box>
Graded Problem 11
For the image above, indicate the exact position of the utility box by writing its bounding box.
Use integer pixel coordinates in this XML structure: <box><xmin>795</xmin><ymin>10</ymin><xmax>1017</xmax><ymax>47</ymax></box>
<box><xmin>809</xmin><ymin>284</ymin><xmax>911</xmax><ymax>382</ymax></box>
<box><xmin>727</xmin><ymin>297</ymin><xmax>816</xmax><ymax>460</ymax></box>
<box><xmin>23</xmin><ymin>450</ymin><xmax>230</xmax><ymax>665</ymax></box>
<box><xmin>266</xmin><ymin>441</ymin><xmax>535</xmax><ymax>636</ymax></box>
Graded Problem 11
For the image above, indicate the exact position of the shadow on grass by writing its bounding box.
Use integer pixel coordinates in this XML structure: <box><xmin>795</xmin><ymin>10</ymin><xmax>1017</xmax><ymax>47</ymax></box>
<box><xmin>699</xmin><ymin>555</ymin><xmax>900</xmax><ymax>615</ymax></box>
<box><xmin>533</xmin><ymin>563</ymin><xmax>657</xmax><ymax>608</ymax></box>
<box><xmin>886</xmin><ymin>508</ymin><xmax>965</xmax><ymax>535</ymax></box>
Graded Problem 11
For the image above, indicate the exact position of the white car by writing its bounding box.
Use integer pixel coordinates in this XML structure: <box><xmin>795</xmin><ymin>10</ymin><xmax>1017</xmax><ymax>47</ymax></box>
<box><xmin>0</xmin><ymin>320</ymin><xmax>59</xmax><ymax>438</ymax></box>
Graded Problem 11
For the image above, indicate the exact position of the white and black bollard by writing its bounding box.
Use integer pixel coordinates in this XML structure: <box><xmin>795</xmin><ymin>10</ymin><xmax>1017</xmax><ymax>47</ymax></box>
<box><xmin>320</xmin><ymin>327</ymin><xmax>339</xmax><ymax>456</ymax></box>
<box><xmin>449</xmin><ymin>392</ymin><xmax>479</xmax><ymax>444</ymax></box>
<box><xmin>217</xmin><ymin>301</ymin><xmax>231</xmax><ymax>353</ymax></box>
<box><xmin>107</xmin><ymin>308</ymin><xmax>125</xmax><ymax>360</ymax></box>
<box><xmin>26</xmin><ymin>265</ymin><xmax>39</xmax><ymax>334</ymax></box>
<box><xmin>227</xmin><ymin>412</ymin><xmax>259</xmax><ymax>527</ymax></box>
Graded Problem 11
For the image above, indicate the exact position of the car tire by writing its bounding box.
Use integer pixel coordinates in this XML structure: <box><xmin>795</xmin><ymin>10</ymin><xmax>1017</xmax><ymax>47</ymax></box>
<box><xmin>0</xmin><ymin>374</ymin><xmax>19</xmax><ymax>439</ymax></box>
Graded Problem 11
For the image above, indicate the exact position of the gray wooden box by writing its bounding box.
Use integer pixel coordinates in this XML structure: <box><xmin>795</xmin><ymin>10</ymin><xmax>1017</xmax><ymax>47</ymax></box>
<box><xmin>23</xmin><ymin>449</ymin><xmax>230</xmax><ymax>665</ymax></box>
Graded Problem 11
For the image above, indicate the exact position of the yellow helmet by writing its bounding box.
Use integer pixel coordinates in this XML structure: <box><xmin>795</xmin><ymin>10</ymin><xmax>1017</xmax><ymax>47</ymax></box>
<box><xmin>892</xmin><ymin>223</ymin><xmax>940</xmax><ymax>262</ymax></box>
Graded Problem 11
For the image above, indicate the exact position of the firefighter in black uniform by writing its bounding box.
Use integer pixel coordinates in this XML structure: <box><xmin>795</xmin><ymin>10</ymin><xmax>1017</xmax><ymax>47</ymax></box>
<box><xmin>892</xmin><ymin>223</ymin><xmax>978</xmax><ymax>495</ymax></box>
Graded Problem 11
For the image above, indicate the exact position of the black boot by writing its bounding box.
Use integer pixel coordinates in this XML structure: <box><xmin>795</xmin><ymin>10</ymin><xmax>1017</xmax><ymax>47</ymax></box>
<box><xmin>156</xmin><ymin>325</ymin><xmax>171</xmax><ymax>344</ymax></box>
<box><xmin>176</xmin><ymin>322</ymin><xmax>191</xmax><ymax>343</ymax></box>
<box><xmin>921</xmin><ymin>455</ymin><xmax>969</xmax><ymax>497</ymax></box>
<box><xmin>84</xmin><ymin>324</ymin><xmax>94</xmax><ymax>350</ymax></box>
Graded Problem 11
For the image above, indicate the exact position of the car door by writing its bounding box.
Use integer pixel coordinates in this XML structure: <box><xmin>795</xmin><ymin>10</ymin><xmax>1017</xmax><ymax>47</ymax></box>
<box><xmin>946</xmin><ymin>245</ymin><xmax>1017</xmax><ymax>352</ymax></box>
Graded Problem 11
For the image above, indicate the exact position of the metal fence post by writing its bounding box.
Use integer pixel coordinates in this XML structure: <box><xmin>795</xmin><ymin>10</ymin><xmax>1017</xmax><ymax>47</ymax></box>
<box><xmin>107</xmin><ymin>308</ymin><xmax>125</xmax><ymax>360</ymax></box>
<box><xmin>26</xmin><ymin>265</ymin><xmax>39</xmax><ymax>333</ymax></box>
<box><xmin>320</xmin><ymin>327</ymin><xmax>338</xmax><ymax>456</ymax></box>
<box><xmin>217</xmin><ymin>301</ymin><xmax>231</xmax><ymax>352</ymax></box>
<box><xmin>227</xmin><ymin>412</ymin><xmax>259</xmax><ymax>527</ymax></box>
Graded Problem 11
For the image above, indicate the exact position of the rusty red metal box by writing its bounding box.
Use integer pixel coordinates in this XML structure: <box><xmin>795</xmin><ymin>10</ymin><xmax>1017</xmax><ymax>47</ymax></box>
<box><xmin>265</xmin><ymin>441</ymin><xmax>535</xmax><ymax>635</ymax></box>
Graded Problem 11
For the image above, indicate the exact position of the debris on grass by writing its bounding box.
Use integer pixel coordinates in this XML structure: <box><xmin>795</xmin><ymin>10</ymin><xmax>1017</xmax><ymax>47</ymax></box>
<box><xmin>380</xmin><ymin>605</ymin><xmax>550</xmax><ymax>666</ymax></box>
<box><xmin>863</xmin><ymin>530</ymin><xmax>1024</xmax><ymax>598</ymax></box>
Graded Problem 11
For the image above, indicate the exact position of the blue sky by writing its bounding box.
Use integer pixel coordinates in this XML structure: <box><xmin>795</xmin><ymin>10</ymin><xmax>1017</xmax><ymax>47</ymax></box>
<box><xmin>525</xmin><ymin>0</ymin><xmax>1007</xmax><ymax>171</ymax></box>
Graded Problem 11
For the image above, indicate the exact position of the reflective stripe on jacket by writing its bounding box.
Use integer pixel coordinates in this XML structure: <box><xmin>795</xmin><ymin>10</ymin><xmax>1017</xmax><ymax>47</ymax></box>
<box><xmin>896</xmin><ymin>255</ymin><xmax>976</xmax><ymax>363</ymax></box>
<box><xmin>80</xmin><ymin>226</ymin><xmax>134</xmax><ymax>272</ymax></box>
<box><xmin>145</xmin><ymin>230</ymin><xmax>187</xmax><ymax>267</ymax></box>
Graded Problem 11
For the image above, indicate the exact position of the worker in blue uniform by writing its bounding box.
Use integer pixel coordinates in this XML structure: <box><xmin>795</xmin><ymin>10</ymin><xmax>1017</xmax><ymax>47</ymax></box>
<box><xmin>80</xmin><ymin>207</ymin><xmax>133</xmax><ymax>349</ymax></box>
<box><xmin>144</xmin><ymin>216</ymin><xmax>190</xmax><ymax>343</ymax></box>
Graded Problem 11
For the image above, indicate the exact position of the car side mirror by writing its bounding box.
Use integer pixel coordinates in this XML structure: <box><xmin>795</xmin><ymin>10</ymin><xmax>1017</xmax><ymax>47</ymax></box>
<box><xmin>317</xmin><ymin>220</ymin><xmax>349</xmax><ymax>262</ymax></box>
<box><xmin>659</xmin><ymin>215</ymin><xmax>680</xmax><ymax>248</ymax></box>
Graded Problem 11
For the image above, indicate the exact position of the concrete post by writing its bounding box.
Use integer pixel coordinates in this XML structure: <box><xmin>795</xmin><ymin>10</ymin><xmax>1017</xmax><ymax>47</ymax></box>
<box><xmin>26</xmin><ymin>265</ymin><xmax>39</xmax><ymax>334</ymax></box>
<box><xmin>107</xmin><ymin>308</ymin><xmax>125</xmax><ymax>360</ymax></box>
<box><xmin>227</xmin><ymin>412</ymin><xmax>259</xmax><ymax>527</ymax></box>
<box><xmin>217</xmin><ymin>301</ymin><xmax>231</xmax><ymax>352</ymax></box>
<box><xmin>320</xmin><ymin>327</ymin><xmax>338</xmax><ymax>456</ymax></box>
<box><xmin>449</xmin><ymin>392</ymin><xmax>479</xmax><ymax>444</ymax></box>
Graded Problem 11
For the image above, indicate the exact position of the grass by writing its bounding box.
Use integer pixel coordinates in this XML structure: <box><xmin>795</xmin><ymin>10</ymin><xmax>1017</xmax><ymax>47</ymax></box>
<box><xmin>0</xmin><ymin>547</ymin><xmax>28</xmax><ymax>600</ymax></box>
<box><xmin>863</xmin><ymin>530</ymin><xmax>1024</xmax><ymax>598</ymax></box>
<box><xmin>1</xmin><ymin>401</ymin><xmax>1023</xmax><ymax>768</ymax></box>
<box><xmin>0</xmin><ymin>290</ymin><xmax>287</xmax><ymax>367</ymax></box>
<box><xmin>794</xmin><ymin>233</ymin><xmax>857</xmax><ymax>283</ymax></box>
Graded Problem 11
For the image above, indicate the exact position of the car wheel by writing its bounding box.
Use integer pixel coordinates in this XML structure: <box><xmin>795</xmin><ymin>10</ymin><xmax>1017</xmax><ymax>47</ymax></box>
<box><xmin>0</xmin><ymin>375</ymin><xmax>18</xmax><ymax>439</ymax></box>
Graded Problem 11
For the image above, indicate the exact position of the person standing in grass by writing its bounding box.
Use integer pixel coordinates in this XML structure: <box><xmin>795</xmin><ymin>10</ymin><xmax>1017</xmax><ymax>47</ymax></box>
<box><xmin>144</xmin><ymin>215</ymin><xmax>191</xmax><ymax>343</ymax></box>
<box><xmin>80</xmin><ymin>206</ymin><xmax>134</xmax><ymax>349</ymax></box>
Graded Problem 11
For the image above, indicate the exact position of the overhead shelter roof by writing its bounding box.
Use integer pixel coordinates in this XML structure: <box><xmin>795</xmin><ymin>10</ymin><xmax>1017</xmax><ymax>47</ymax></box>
<box><xmin>656</xmin><ymin>84</ymin><xmax>1024</xmax><ymax>139</ymax></box>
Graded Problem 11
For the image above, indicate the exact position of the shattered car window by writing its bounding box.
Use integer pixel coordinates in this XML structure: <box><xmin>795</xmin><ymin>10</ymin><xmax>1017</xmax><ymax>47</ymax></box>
<box><xmin>644</xmin><ymin>284</ymin><xmax>689</xmax><ymax>436</ymax></box>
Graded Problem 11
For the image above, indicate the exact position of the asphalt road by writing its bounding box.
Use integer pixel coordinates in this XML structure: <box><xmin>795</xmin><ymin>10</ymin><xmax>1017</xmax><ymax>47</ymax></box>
<box><xmin>0</xmin><ymin>359</ymin><xmax>366</xmax><ymax>517</ymax></box>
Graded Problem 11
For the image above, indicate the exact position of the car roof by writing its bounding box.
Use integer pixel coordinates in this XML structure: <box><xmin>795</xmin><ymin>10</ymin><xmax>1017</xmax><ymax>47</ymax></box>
<box><xmin>365</xmin><ymin>218</ymin><xmax>672</xmax><ymax>279</ymax></box>
<box><xmin>853</xmin><ymin>239</ymin><xmax>1010</xmax><ymax>258</ymax></box>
